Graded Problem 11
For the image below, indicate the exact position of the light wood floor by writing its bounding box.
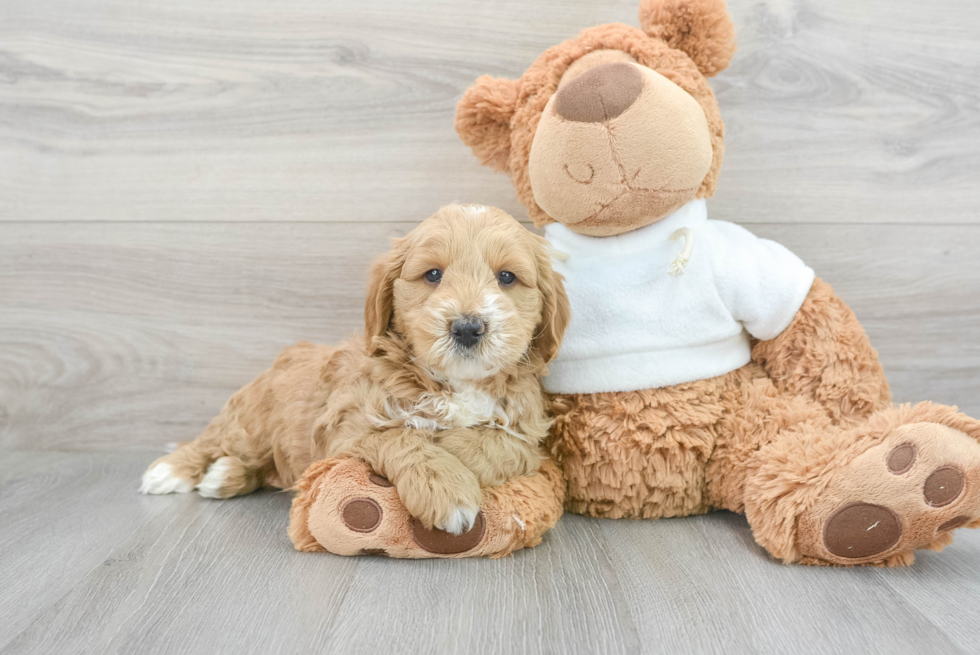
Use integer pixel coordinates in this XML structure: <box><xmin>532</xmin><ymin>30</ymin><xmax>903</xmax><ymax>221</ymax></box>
<box><xmin>2</xmin><ymin>451</ymin><xmax>980</xmax><ymax>655</ymax></box>
<box><xmin>2</xmin><ymin>0</ymin><xmax>980</xmax><ymax>652</ymax></box>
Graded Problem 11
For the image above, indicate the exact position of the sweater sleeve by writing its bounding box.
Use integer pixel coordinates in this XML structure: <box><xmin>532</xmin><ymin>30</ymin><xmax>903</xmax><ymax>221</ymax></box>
<box><xmin>707</xmin><ymin>221</ymin><xmax>815</xmax><ymax>341</ymax></box>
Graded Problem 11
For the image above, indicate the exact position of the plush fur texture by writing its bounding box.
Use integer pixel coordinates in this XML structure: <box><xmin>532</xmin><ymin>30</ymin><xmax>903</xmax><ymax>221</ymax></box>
<box><xmin>456</xmin><ymin>0</ymin><xmax>980</xmax><ymax>566</ymax></box>
<box><xmin>455</xmin><ymin>5</ymin><xmax>728</xmax><ymax>230</ymax></box>
<box><xmin>549</xmin><ymin>279</ymin><xmax>980</xmax><ymax>565</ymax></box>
<box><xmin>288</xmin><ymin>455</ymin><xmax>566</xmax><ymax>558</ymax></box>
<box><xmin>141</xmin><ymin>204</ymin><xmax>571</xmax><ymax>541</ymax></box>
<box><xmin>455</xmin><ymin>76</ymin><xmax>521</xmax><ymax>172</ymax></box>
<box><xmin>638</xmin><ymin>0</ymin><xmax>737</xmax><ymax>77</ymax></box>
<box><xmin>528</xmin><ymin>57</ymin><xmax>715</xmax><ymax>235</ymax></box>
<box><xmin>751</xmin><ymin>408</ymin><xmax>980</xmax><ymax>566</ymax></box>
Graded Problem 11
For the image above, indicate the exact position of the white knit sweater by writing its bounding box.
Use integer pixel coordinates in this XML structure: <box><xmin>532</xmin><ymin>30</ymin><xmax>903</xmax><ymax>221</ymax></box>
<box><xmin>542</xmin><ymin>199</ymin><xmax>815</xmax><ymax>394</ymax></box>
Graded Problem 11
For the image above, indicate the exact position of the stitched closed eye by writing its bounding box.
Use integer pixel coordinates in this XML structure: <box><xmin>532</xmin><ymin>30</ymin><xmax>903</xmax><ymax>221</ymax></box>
<box><xmin>564</xmin><ymin>163</ymin><xmax>595</xmax><ymax>185</ymax></box>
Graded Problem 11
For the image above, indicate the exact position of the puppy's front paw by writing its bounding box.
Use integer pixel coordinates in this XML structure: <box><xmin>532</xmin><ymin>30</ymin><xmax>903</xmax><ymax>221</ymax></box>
<box><xmin>439</xmin><ymin>504</ymin><xmax>481</xmax><ymax>535</ymax></box>
<box><xmin>435</xmin><ymin>429</ymin><xmax>542</xmax><ymax>488</ymax></box>
<box><xmin>397</xmin><ymin>461</ymin><xmax>482</xmax><ymax>536</ymax></box>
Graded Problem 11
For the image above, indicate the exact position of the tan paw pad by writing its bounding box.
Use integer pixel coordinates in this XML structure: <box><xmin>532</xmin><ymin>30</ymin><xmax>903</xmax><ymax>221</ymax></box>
<box><xmin>341</xmin><ymin>498</ymin><xmax>382</xmax><ymax>533</ymax></box>
<box><xmin>937</xmin><ymin>515</ymin><xmax>971</xmax><ymax>531</ymax></box>
<box><xmin>923</xmin><ymin>466</ymin><xmax>964</xmax><ymax>507</ymax></box>
<box><xmin>823</xmin><ymin>503</ymin><xmax>902</xmax><ymax>559</ymax></box>
<box><xmin>799</xmin><ymin>421</ymin><xmax>980</xmax><ymax>565</ymax></box>
<box><xmin>299</xmin><ymin>458</ymin><xmax>541</xmax><ymax>558</ymax></box>
<box><xmin>409</xmin><ymin>513</ymin><xmax>487</xmax><ymax>555</ymax></box>
<box><xmin>886</xmin><ymin>444</ymin><xmax>916</xmax><ymax>474</ymax></box>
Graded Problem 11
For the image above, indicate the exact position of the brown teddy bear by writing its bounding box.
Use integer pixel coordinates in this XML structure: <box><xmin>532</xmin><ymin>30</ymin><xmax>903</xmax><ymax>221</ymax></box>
<box><xmin>450</xmin><ymin>0</ymin><xmax>980</xmax><ymax>566</ymax></box>
<box><xmin>288</xmin><ymin>0</ymin><xmax>980</xmax><ymax>565</ymax></box>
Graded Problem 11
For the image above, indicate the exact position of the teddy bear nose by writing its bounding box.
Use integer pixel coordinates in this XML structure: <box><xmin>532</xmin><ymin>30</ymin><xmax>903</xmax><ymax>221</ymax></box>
<box><xmin>555</xmin><ymin>61</ymin><xmax>644</xmax><ymax>123</ymax></box>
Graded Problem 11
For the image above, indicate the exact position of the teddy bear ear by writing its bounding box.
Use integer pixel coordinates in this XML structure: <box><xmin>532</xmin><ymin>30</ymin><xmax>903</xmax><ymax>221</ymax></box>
<box><xmin>639</xmin><ymin>0</ymin><xmax>737</xmax><ymax>77</ymax></box>
<box><xmin>455</xmin><ymin>75</ymin><xmax>520</xmax><ymax>172</ymax></box>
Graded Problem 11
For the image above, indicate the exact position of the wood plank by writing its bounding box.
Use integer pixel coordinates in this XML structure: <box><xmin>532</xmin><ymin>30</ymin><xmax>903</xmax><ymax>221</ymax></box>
<box><xmin>0</xmin><ymin>451</ymin><xmax>357</xmax><ymax>655</ymax></box>
<box><xmin>714</xmin><ymin>0</ymin><xmax>980</xmax><ymax>225</ymax></box>
<box><xmin>596</xmin><ymin>513</ymin><xmax>971</xmax><ymax>654</ymax></box>
<box><xmin>2</xmin><ymin>451</ymin><xmax>979</xmax><ymax>655</ymax></box>
<box><xmin>2</xmin><ymin>0</ymin><xmax>979</xmax><ymax>652</ymax></box>
<box><xmin>1</xmin><ymin>0</ymin><xmax>978</xmax><ymax>224</ymax></box>
<box><xmin>1</xmin><ymin>221</ymin><xmax>978</xmax><ymax>451</ymax></box>
<box><xmin>0</xmin><ymin>451</ymin><xmax>640</xmax><ymax>655</ymax></box>
<box><xmin>0</xmin><ymin>221</ymin><xmax>406</xmax><ymax>451</ymax></box>
<box><xmin>0</xmin><ymin>451</ymin><xmax>220</xmax><ymax>651</ymax></box>
<box><xmin>877</xmin><ymin>535</ymin><xmax>980</xmax><ymax>654</ymax></box>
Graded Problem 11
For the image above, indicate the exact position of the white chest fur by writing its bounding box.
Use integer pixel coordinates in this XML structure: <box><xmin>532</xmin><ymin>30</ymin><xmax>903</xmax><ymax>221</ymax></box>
<box><xmin>381</xmin><ymin>382</ymin><xmax>511</xmax><ymax>432</ymax></box>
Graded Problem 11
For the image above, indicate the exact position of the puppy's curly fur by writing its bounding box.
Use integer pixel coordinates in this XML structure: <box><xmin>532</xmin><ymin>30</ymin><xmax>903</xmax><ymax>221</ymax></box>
<box><xmin>141</xmin><ymin>204</ymin><xmax>570</xmax><ymax>534</ymax></box>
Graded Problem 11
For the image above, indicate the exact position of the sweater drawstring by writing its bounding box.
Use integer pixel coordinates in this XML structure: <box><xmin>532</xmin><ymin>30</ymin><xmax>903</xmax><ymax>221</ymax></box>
<box><xmin>550</xmin><ymin>246</ymin><xmax>570</xmax><ymax>263</ymax></box>
<box><xmin>668</xmin><ymin>228</ymin><xmax>695</xmax><ymax>277</ymax></box>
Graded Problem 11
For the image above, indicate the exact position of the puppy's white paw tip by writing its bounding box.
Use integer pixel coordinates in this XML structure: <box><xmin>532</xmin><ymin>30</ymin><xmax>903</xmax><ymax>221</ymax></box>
<box><xmin>439</xmin><ymin>505</ymin><xmax>480</xmax><ymax>536</ymax></box>
<box><xmin>196</xmin><ymin>457</ymin><xmax>233</xmax><ymax>499</ymax></box>
<box><xmin>140</xmin><ymin>463</ymin><xmax>193</xmax><ymax>495</ymax></box>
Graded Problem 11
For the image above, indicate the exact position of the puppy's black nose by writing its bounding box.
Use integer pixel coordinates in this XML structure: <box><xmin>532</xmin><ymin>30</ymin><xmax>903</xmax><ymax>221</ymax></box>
<box><xmin>451</xmin><ymin>316</ymin><xmax>486</xmax><ymax>348</ymax></box>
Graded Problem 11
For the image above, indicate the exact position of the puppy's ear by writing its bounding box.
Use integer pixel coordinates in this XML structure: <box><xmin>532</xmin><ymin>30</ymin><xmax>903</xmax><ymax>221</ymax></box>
<box><xmin>639</xmin><ymin>0</ymin><xmax>737</xmax><ymax>77</ymax></box>
<box><xmin>530</xmin><ymin>236</ymin><xmax>571</xmax><ymax>364</ymax></box>
<box><xmin>364</xmin><ymin>238</ymin><xmax>407</xmax><ymax>356</ymax></box>
<box><xmin>455</xmin><ymin>76</ymin><xmax>520</xmax><ymax>172</ymax></box>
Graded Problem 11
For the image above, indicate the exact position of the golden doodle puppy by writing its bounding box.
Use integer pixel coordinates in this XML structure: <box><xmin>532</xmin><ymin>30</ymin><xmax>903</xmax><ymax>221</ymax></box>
<box><xmin>141</xmin><ymin>204</ymin><xmax>570</xmax><ymax>534</ymax></box>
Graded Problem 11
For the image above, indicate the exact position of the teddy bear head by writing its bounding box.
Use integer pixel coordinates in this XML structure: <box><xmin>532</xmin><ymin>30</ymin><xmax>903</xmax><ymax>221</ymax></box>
<box><xmin>455</xmin><ymin>0</ymin><xmax>736</xmax><ymax>237</ymax></box>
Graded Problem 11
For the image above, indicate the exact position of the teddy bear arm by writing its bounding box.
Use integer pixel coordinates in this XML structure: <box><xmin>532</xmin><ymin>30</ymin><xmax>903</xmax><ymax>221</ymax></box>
<box><xmin>751</xmin><ymin>277</ymin><xmax>891</xmax><ymax>426</ymax></box>
<box><xmin>287</xmin><ymin>458</ymin><xmax>337</xmax><ymax>552</ymax></box>
<box><xmin>288</xmin><ymin>455</ymin><xmax>566</xmax><ymax>558</ymax></box>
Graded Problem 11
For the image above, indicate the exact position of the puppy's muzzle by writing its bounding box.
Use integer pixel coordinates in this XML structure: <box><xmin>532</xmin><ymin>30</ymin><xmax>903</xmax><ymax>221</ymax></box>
<box><xmin>450</xmin><ymin>316</ymin><xmax>486</xmax><ymax>349</ymax></box>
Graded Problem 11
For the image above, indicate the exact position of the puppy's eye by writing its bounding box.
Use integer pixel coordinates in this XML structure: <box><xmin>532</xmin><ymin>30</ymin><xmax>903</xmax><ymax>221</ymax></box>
<box><xmin>424</xmin><ymin>269</ymin><xmax>442</xmax><ymax>284</ymax></box>
<box><xmin>497</xmin><ymin>271</ymin><xmax>517</xmax><ymax>286</ymax></box>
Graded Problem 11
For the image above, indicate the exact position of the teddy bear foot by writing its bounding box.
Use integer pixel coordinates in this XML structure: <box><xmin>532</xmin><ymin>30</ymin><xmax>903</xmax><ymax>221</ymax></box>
<box><xmin>795</xmin><ymin>420</ymin><xmax>980</xmax><ymax>566</ymax></box>
<box><xmin>288</xmin><ymin>457</ymin><xmax>565</xmax><ymax>559</ymax></box>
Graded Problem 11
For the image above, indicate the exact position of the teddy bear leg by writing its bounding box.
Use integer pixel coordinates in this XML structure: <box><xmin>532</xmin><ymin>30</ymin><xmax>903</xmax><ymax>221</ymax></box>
<box><xmin>740</xmin><ymin>402</ymin><xmax>980</xmax><ymax>566</ymax></box>
<box><xmin>704</xmin><ymin>370</ymin><xmax>835</xmax><ymax>518</ymax></box>
<box><xmin>752</xmin><ymin>278</ymin><xmax>892</xmax><ymax>428</ymax></box>
<box><xmin>288</xmin><ymin>455</ymin><xmax>565</xmax><ymax>559</ymax></box>
<box><xmin>549</xmin><ymin>386</ymin><xmax>723</xmax><ymax>519</ymax></box>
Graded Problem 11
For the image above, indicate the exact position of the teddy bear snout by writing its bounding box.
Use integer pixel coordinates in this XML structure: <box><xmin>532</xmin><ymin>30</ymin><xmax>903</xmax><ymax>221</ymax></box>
<box><xmin>528</xmin><ymin>59</ymin><xmax>715</xmax><ymax>236</ymax></box>
<box><xmin>555</xmin><ymin>62</ymin><xmax>644</xmax><ymax>123</ymax></box>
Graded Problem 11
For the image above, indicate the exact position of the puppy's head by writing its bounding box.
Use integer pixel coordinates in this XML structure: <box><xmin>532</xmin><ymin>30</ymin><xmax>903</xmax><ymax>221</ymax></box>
<box><xmin>365</xmin><ymin>204</ymin><xmax>570</xmax><ymax>381</ymax></box>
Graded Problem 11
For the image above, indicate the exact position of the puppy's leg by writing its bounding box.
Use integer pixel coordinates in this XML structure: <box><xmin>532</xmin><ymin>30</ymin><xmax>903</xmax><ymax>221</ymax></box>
<box><xmin>196</xmin><ymin>455</ymin><xmax>265</xmax><ymax>499</ymax></box>
<box><xmin>436</xmin><ymin>427</ymin><xmax>542</xmax><ymax>487</ymax></box>
<box><xmin>343</xmin><ymin>429</ymin><xmax>483</xmax><ymax>535</ymax></box>
<box><xmin>141</xmin><ymin>412</ymin><xmax>270</xmax><ymax>499</ymax></box>
<box><xmin>140</xmin><ymin>436</ymin><xmax>215</xmax><ymax>495</ymax></box>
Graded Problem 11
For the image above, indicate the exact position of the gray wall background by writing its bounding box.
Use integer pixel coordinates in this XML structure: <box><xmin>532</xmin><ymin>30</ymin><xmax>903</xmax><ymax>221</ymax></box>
<box><xmin>2</xmin><ymin>0</ymin><xmax>979</xmax><ymax>451</ymax></box>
